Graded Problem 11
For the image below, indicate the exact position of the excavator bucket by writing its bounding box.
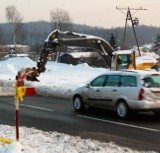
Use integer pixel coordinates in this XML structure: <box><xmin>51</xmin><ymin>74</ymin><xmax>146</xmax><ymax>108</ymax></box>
<box><xmin>25</xmin><ymin>67</ymin><xmax>40</xmax><ymax>81</ymax></box>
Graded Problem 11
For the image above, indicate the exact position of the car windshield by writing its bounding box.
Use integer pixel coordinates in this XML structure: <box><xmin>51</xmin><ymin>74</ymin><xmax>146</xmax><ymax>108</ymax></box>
<box><xmin>143</xmin><ymin>75</ymin><xmax>160</xmax><ymax>87</ymax></box>
<box><xmin>117</xmin><ymin>54</ymin><xmax>132</xmax><ymax>70</ymax></box>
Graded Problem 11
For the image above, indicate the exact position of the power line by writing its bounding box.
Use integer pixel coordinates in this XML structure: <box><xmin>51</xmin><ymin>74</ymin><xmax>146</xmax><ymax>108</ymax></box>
<box><xmin>116</xmin><ymin>6</ymin><xmax>147</xmax><ymax>56</ymax></box>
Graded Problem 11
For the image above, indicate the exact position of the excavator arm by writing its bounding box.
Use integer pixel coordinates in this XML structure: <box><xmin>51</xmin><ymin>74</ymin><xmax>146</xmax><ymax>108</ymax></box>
<box><xmin>26</xmin><ymin>29</ymin><xmax>114</xmax><ymax>81</ymax></box>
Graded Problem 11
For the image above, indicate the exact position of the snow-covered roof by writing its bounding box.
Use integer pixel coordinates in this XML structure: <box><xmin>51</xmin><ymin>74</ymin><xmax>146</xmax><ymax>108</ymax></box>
<box><xmin>3</xmin><ymin>54</ymin><xmax>29</xmax><ymax>59</ymax></box>
<box><xmin>112</xmin><ymin>50</ymin><xmax>133</xmax><ymax>55</ymax></box>
<box><xmin>70</xmin><ymin>52</ymin><xmax>97</xmax><ymax>58</ymax></box>
<box><xmin>0</xmin><ymin>45</ymin><xmax>30</xmax><ymax>48</ymax></box>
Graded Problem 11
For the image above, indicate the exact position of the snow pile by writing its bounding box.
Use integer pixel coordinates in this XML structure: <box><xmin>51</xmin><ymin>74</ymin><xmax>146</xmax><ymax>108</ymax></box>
<box><xmin>0</xmin><ymin>56</ymin><xmax>36</xmax><ymax>80</ymax></box>
<box><xmin>4</xmin><ymin>142</ymin><xmax>22</xmax><ymax>153</ymax></box>
<box><xmin>0</xmin><ymin>57</ymin><xmax>107</xmax><ymax>97</ymax></box>
<box><xmin>134</xmin><ymin>46</ymin><xmax>160</xmax><ymax>60</ymax></box>
<box><xmin>0</xmin><ymin>125</ymin><xmax>154</xmax><ymax>153</ymax></box>
<box><xmin>29</xmin><ymin>62</ymin><xmax>107</xmax><ymax>98</ymax></box>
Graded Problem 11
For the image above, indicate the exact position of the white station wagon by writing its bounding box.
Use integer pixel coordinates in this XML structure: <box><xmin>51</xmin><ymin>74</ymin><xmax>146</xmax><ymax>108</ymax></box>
<box><xmin>72</xmin><ymin>70</ymin><xmax>160</xmax><ymax>118</ymax></box>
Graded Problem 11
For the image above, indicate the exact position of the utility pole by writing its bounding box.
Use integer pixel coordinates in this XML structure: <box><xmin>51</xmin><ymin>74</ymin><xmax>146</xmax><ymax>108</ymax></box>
<box><xmin>116</xmin><ymin>6</ymin><xmax>147</xmax><ymax>56</ymax></box>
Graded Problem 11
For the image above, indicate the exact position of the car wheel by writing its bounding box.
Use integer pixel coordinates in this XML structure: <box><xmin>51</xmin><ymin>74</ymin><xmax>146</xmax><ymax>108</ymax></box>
<box><xmin>73</xmin><ymin>96</ymin><xmax>84</xmax><ymax>112</ymax></box>
<box><xmin>153</xmin><ymin>110</ymin><xmax>160</xmax><ymax>116</ymax></box>
<box><xmin>116</xmin><ymin>102</ymin><xmax>129</xmax><ymax>118</ymax></box>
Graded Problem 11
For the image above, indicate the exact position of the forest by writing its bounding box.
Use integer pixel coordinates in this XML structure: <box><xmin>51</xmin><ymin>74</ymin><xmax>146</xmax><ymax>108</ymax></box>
<box><xmin>0</xmin><ymin>21</ymin><xmax>160</xmax><ymax>53</ymax></box>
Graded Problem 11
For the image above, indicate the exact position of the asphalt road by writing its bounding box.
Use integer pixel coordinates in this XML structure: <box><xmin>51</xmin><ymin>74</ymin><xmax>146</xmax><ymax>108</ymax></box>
<box><xmin>0</xmin><ymin>96</ymin><xmax>160</xmax><ymax>152</ymax></box>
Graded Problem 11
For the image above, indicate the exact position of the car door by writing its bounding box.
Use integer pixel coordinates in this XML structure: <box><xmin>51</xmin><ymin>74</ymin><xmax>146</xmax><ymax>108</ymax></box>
<box><xmin>85</xmin><ymin>75</ymin><xmax>107</xmax><ymax>106</ymax></box>
<box><xmin>100</xmin><ymin>75</ymin><xmax>121</xmax><ymax>108</ymax></box>
<box><xmin>119</xmin><ymin>75</ymin><xmax>138</xmax><ymax>100</ymax></box>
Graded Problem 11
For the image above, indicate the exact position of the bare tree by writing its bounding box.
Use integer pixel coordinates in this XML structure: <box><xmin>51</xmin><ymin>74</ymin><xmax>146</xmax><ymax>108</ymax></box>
<box><xmin>6</xmin><ymin>5</ymin><xmax>24</xmax><ymax>45</ymax></box>
<box><xmin>50</xmin><ymin>8</ymin><xmax>73</xmax><ymax>31</ymax></box>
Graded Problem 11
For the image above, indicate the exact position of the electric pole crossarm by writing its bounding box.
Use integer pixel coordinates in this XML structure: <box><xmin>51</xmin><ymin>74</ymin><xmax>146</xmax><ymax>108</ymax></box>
<box><xmin>116</xmin><ymin>6</ymin><xmax>146</xmax><ymax>56</ymax></box>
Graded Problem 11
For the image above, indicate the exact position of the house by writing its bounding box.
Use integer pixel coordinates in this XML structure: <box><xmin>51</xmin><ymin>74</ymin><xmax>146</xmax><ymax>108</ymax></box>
<box><xmin>0</xmin><ymin>45</ymin><xmax>31</xmax><ymax>58</ymax></box>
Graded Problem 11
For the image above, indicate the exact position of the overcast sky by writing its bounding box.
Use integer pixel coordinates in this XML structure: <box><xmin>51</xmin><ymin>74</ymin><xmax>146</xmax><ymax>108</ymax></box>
<box><xmin>0</xmin><ymin>0</ymin><xmax>160</xmax><ymax>28</ymax></box>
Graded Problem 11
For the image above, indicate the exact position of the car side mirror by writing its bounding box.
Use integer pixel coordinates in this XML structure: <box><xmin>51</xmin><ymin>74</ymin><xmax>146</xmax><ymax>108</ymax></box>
<box><xmin>85</xmin><ymin>83</ymin><xmax>90</xmax><ymax>88</ymax></box>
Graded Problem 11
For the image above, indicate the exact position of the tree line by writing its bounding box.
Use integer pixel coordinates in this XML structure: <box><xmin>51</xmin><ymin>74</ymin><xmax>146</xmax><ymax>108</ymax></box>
<box><xmin>0</xmin><ymin>5</ymin><xmax>160</xmax><ymax>54</ymax></box>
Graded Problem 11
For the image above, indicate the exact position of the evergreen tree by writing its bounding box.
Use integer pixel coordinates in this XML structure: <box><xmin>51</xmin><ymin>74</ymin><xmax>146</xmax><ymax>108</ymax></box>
<box><xmin>109</xmin><ymin>33</ymin><xmax>117</xmax><ymax>50</ymax></box>
<box><xmin>152</xmin><ymin>34</ymin><xmax>160</xmax><ymax>52</ymax></box>
<box><xmin>0</xmin><ymin>27</ymin><xmax>6</xmax><ymax>45</ymax></box>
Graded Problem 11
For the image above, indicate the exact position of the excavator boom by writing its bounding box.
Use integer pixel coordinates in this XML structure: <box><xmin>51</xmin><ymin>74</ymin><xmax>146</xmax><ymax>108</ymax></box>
<box><xmin>26</xmin><ymin>29</ymin><xmax>114</xmax><ymax>81</ymax></box>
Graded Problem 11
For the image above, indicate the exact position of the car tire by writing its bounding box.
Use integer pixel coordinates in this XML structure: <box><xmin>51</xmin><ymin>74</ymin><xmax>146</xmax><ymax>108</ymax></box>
<box><xmin>116</xmin><ymin>102</ymin><xmax>129</xmax><ymax>118</ymax></box>
<box><xmin>153</xmin><ymin>110</ymin><xmax>160</xmax><ymax>116</ymax></box>
<box><xmin>73</xmin><ymin>96</ymin><xmax>84</xmax><ymax>112</ymax></box>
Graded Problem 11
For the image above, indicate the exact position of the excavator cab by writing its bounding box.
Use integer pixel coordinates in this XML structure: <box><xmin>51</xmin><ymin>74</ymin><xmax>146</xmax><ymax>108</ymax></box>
<box><xmin>111</xmin><ymin>50</ymin><xmax>136</xmax><ymax>71</ymax></box>
<box><xmin>111</xmin><ymin>49</ymin><xmax>158</xmax><ymax>71</ymax></box>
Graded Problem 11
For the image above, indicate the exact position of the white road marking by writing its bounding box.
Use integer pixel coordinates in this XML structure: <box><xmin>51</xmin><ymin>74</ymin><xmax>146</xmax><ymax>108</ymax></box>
<box><xmin>11</xmin><ymin>102</ymin><xmax>54</xmax><ymax>112</ymax></box>
<box><xmin>77</xmin><ymin>115</ymin><xmax>159</xmax><ymax>132</ymax></box>
<box><xmin>20</xmin><ymin>104</ymin><xmax>54</xmax><ymax>112</ymax></box>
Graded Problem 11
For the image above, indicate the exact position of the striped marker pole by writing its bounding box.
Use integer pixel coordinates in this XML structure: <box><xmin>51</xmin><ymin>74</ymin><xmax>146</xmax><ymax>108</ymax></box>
<box><xmin>15</xmin><ymin>107</ymin><xmax>19</xmax><ymax>141</ymax></box>
<box><xmin>15</xmin><ymin>68</ymin><xmax>36</xmax><ymax>141</ymax></box>
<box><xmin>15</xmin><ymin>71</ymin><xmax>24</xmax><ymax>141</ymax></box>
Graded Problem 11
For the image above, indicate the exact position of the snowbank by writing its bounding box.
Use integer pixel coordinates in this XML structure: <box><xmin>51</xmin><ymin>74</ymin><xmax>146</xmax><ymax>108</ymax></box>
<box><xmin>0</xmin><ymin>125</ymin><xmax>154</xmax><ymax>153</ymax></box>
<box><xmin>0</xmin><ymin>57</ymin><xmax>107</xmax><ymax>97</ymax></box>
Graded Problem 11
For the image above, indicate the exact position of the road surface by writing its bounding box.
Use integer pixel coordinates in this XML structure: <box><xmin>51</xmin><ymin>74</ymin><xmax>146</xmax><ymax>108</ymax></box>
<box><xmin>0</xmin><ymin>96</ymin><xmax>160</xmax><ymax>152</ymax></box>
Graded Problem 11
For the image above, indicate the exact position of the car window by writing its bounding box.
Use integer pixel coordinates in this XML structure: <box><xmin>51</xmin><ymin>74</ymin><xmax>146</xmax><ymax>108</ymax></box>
<box><xmin>105</xmin><ymin>75</ymin><xmax>120</xmax><ymax>86</ymax></box>
<box><xmin>121</xmin><ymin>76</ymin><xmax>137</xmax><ymax>87</ymax></box>
<box><xmin>143</xmin><ymin>75</ymin><xmax>160</xmax><ymax>87</ymax></box>
<box><xmin>91</xmin><ymin>75</ymin><xmax>107</xmax><ymax>87</ymax></box>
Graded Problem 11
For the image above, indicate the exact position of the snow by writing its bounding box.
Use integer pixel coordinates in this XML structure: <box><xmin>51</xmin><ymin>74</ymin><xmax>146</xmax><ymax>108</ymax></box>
<box><xmin>136</xmin><ymin>55</ymin><xmax>158</xmax><ymax>65</ymax></box>
<box><xmin>0</xmin><ymin>56</ymin><xmax>156</xmax><ymax>152</ymax></box>
<box><xmin>1</xmin><ymin>125</ymin><xmax>153</xmax><ymax>153</ymax></box>
<box><xmin>112</xmin><ymin>50</ymin><xmax>134</xmax><ymax>55</ymax></box>
<box><xmin>0</xmin><ymin>56</ymin><xmax>106</xmax><ymax>98</ymax></box>
<box><xmin>70</xmin><ymin>52</ymin><xmax>97</xmax><ymax>58</ymax></box>
<box><xmin>4</xmin><ymin>54</ymin><xmax>29</xmax><ymax>59</ymax></box>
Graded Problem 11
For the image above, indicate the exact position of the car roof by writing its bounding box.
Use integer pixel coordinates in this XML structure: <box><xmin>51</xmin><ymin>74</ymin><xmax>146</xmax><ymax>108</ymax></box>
<box><xmin>96</xmin><ymin>70</ymin><xmax>160</xmax><ymax>78</ymax></box>
<box><xmin>87</xmin><ymin>70</ymin><xmax>160</xmax><ymax>83</ymax></box>
<box><xmin>126</xmin><ymin>69</ymin><xmax>160</xmax><ymax>76</ymax></box>
<box><xmin>100</xmin><ymin>70</ymin><xmax>138</xmax><ymax>76</ymax></box>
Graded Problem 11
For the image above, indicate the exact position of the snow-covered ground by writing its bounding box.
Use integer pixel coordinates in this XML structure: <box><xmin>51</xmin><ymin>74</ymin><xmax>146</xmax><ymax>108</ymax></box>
<box><xmin>0</xmin><ymin>56</ymin><xmax>156</xmax><ymax>153</ymax></box>
<box><xmin>0</xmin><ymin>125</ymin><xmax>155</xmax><ymax>153</ymax></box>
